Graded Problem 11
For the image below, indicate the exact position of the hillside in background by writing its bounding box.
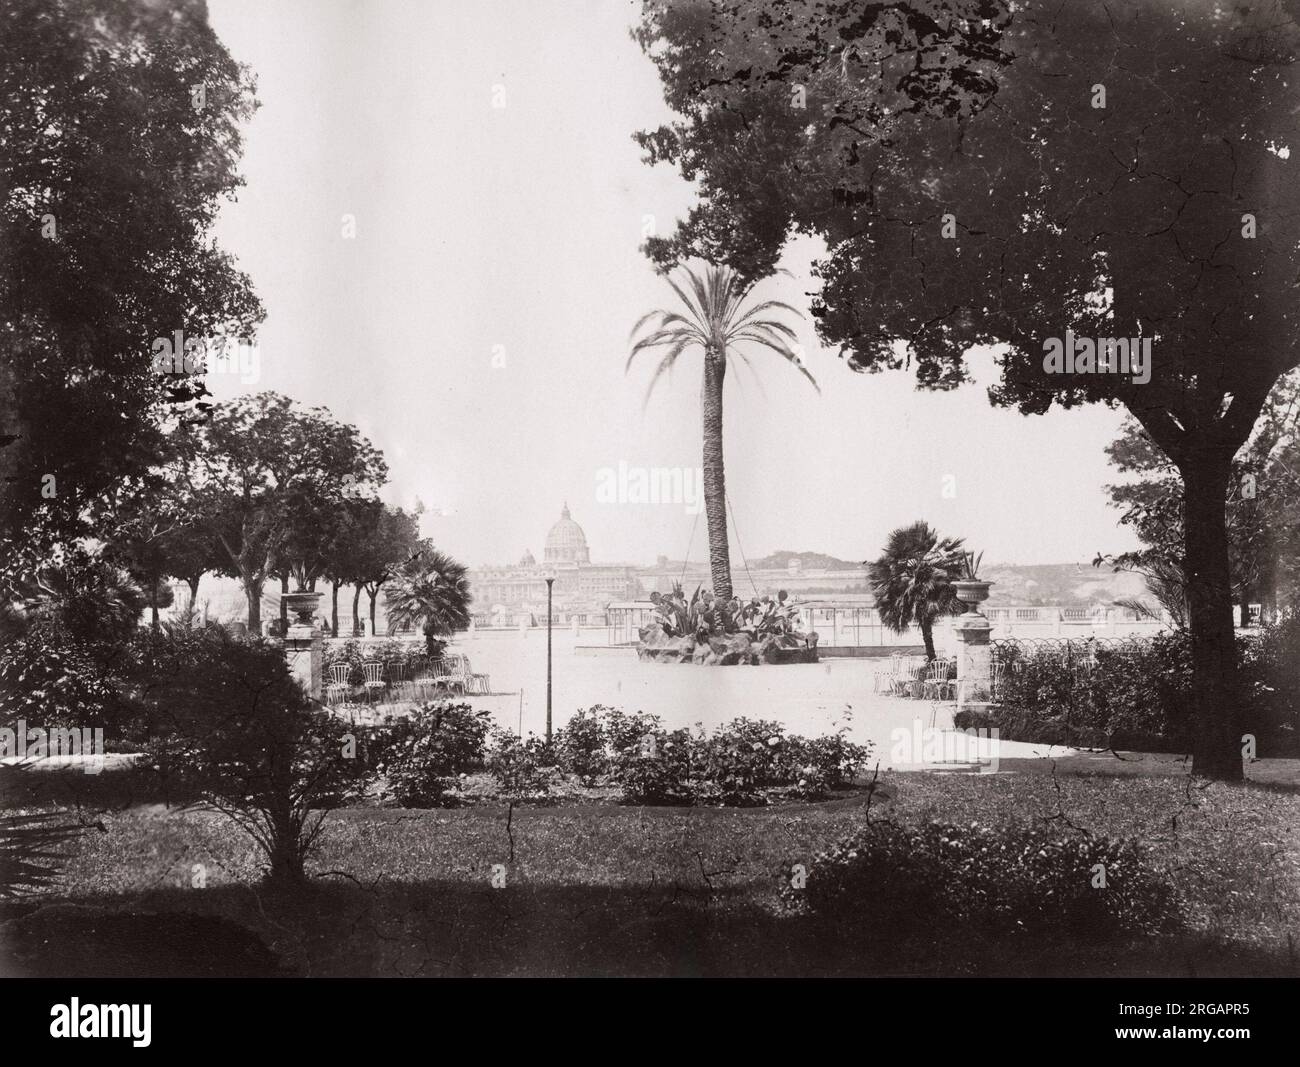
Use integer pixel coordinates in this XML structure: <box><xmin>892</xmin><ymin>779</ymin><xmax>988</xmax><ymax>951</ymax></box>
<box><xmin>748</xmin><ymin>550</ymin><xmax>864</xmax><ymax>572</ymax></box>
<box><xmin>980</xmin><ymin>563</ymin><xmax>1151</xmax><ymax>608</ymax></box>
<box><xmin>752</xmin><ymin>555</ymin><xmax>1153</xmax><ymax>607</ymax></box>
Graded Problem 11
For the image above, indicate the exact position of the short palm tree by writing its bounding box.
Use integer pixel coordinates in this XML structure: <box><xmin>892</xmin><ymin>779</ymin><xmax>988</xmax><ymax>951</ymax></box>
<box><xmin>630</xmin><ymin>264</ymin><xmax>815</xmax><ymax>600</ymax></box>
<box><xmin>866</xmin><ymin>521</ymin><xmax>966</xmax><ymax>661</ymax></box>
<box><xmin>384</xmin><ymin>546</ymin><xmax>472</xmax><ymax>655</ymax></box>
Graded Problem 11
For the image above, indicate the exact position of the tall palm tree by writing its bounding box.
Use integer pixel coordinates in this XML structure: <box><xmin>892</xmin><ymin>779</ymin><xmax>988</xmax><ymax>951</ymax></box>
<box><xmin>384</xmin><ymin>545</ymin><xmax>472</xmax><ymax>655</ymax></box>
<box><xmin>866</xmin><ymin>521</ymin><xmax>966</xmax><ymax>661</ymax></box>
<box><xmin>630</xmin><ymin>264</ymin><xmax>815</xmax><ymax>600</ymax></box>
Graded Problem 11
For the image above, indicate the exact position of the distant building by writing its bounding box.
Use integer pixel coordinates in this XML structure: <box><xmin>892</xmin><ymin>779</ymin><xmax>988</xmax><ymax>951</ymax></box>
<box><xmin>468</xmin><ymin>503</ymin><xmax>639</xmax><ymax>626</ymax></box>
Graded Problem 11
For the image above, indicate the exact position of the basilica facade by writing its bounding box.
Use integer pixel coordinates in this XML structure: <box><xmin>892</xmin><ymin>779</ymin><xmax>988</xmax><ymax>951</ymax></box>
<box><xmin>468</xmin><ymin>504</ymin><xmax>640</xmax><ymax>626</ymax></box>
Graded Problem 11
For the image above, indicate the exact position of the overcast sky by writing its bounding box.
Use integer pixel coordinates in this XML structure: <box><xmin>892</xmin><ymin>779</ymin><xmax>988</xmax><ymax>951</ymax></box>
<box><xmin>205</xmin><ymin>0</ymin><xmax>1139</xmax><ymax>570</ymax></box>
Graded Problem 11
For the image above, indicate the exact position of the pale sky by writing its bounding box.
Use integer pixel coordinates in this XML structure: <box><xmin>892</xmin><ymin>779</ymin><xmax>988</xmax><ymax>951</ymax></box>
<box><xmin>205</xmin><ymin>0</ymin><xmax>1139</xmax><ymax>570</ymax></box>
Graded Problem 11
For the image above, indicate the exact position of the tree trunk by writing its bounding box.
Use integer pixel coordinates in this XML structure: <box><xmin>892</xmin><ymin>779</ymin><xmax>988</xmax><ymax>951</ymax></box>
<box><xmin>331</xmin><ymin>581</ymin><xmax>340</xmax><ymax>637</ymax></box>
<box><xmin>279</xmin><ymin>574</ymin><xmax>289</xmax><ymax>630</ymax></box>
<box><xmin>701</xmin><ymin>349</ymin><xmax>732</xmax><ymax>600</ymax></box>
<box><xmin>1180</xmin><ymin>451</ymin><xmax>1243</xmax><ymax>781</ymax></box>
<box><xmin>368</xmin><ymin>587</ymin><xmax>378</xmax><ymax>635</ymax></box>
<box><xmin>351</xmin><ymin>585</ymin><xmax>361</xmax><ymax>636</ymax></box>
<box><xmin>244</xmin><ymin>579</ymin><xmax>263</xmax><ymax>634</ymax></box>
<box><xmin>149</xmin><ymin>579</ymin><xmax>160</xmax><ymax>632</ymax></box>
<box><xmin>920</xmin><ymin>616</ymin><xmax>936</xmax><ymax>662</ymax></box>
<box><xmin>266</xmin><ymin>809</ymin><xmax>305</xmax><ymax>890</ymax></box>
<box><xmin>187</xmin><ymin>576</ymin><xmax>201</xmax><ymax>624</ymax></box>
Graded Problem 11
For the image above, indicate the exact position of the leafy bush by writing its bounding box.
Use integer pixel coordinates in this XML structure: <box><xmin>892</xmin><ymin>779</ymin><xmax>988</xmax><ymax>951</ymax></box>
<box><xmin>485</xmin><ymin>728</ymin><xmax>557</xmax><ymax>801</ymax></box>
<box><xmin>601</xmin><ymin>712</ymin><xmax>870</xmax><ymax>806</ymax></box>
<box><xmin>553</xmin><ymin>706</ymin><xmax>615</xmax><ymax>785</ymax></box>
<box><xmin>781</xmin><ymin>729</ymin><xmax>870</xmax><ymax>797</ymax></box>
<box><xmin>696</xmin><ymin>718</ymin><xmax>787</xmax><ymax>805</ymax></box>
<box><xmin>557</xmin><ymin>706</ymin><xmax>687</xmax><ymax>795</ymax></box>
<box><xmin>0</xmin><ymin>617</ymin><xmax>122</xmax><ymax>730</ymax></box>
<box><xmin>693</xmin><ymin>718</ymin><xmax>871</xmax><ymax>804</ymax></box>
<box><xmin>380</xmin><ymin>702</ymin><xmax>492</xmax><ymax>807</ymax></box>
<box><xmin>1240</xmin><ymin>614</ymin><xmax>1300</xmax><ymax>756</ymax></box>
<box><xmin>787</xmin><ymin>820</ymin><xmax>1179</xmax><ymax>940</ymax></box>
<box><xmin>608</xmin><ymin>721</ymin><xmax>698</xmax><ymax>804</ymax></box>
<box><xmin>139</xmin><ymin>626</ymin><xmax>375</xmax><ymax>888</ymax></box>
<box><xmin>484</xmin><ymin>707</ymin><xmax>873</xmax><ymax>806</ymax></box>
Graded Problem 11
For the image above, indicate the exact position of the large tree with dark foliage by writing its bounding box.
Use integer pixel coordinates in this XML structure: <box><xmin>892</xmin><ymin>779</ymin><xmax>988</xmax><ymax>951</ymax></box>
<box><xmin>0</xmin><ymin>0</ymin><xmax>262</xmax><ymax>578</ymax></box>
<box><xmin>179</xmin><ymin>393</ymin><xmax>387</xmax><ymax>634</ymax></box>
<box><xmin>635</xmin><ymin>0</ymin><xmax>1300</xmax><ymax>779</ymax></box>
<box><xmin>352</xmin><ymin>505</ymin><xmax>421</xmax><ymax>636</ymax></box>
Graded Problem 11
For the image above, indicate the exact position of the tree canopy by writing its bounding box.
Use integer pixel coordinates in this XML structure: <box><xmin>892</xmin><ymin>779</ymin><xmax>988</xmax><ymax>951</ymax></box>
<box><xmin>635</xmin><ymin>0</ymin><xmax>1300</xmax><ymax>778</ymax></box>
<box><xmin>178</xmin><ymin>392</ymin><xmax>388</xmax><ymax>631</ymax></box>
<box><xmin>635</xmin><ymin>0</ymin><xmax>1300</xmax><ymax>441</ymax></box>
<box><xmin>0</xmin><ymin>0</ymin><xmax>263</xmax><ymax>572</ymax></box>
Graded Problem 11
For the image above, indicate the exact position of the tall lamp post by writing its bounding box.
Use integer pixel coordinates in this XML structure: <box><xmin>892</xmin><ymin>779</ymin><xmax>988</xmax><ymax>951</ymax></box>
<box><xmin>545</xmin><ymin>577</ymin><xmax>554</xmax><ymax>745</ymax></box>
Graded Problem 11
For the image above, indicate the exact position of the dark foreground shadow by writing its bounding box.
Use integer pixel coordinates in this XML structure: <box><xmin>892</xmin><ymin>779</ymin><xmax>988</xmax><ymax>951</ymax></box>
<box><xmin>1</xmin><ymin>904</ymin><xmax>291</xmax><ymax>977</ymax></box>
<box><xmin>3</xmin><ymin>880</ymin><xmax>1296</xmax><ymax>978</ymax></box>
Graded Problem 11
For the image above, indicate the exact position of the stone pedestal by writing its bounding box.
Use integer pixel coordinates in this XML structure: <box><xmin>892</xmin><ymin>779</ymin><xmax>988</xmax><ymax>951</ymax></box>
<box><xmin>954</xmin><ymin>613</ymin><xmax>993</xmax><ymax>712</ymax></box>
<box><xmin>281</xmin><ymin>590</ymin><xmax>324</xmax><ymax>703</ymax></box>
<box><xmin>285</xmin><ymin>623</ymin><xmax>323</xmax><ymax>703</ymax></box>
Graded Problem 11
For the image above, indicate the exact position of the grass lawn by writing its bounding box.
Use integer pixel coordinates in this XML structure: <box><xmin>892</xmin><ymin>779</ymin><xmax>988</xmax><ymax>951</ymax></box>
<box><xmin>3</xmin><ymin>753</ymin><xmax>1300</xmax><ymax>976</ymax></box>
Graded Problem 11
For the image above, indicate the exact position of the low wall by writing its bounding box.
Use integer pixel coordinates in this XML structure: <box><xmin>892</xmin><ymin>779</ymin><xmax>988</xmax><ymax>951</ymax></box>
<box><xmin>818</xmin><ymin>645</ymin><xmax>927</xmax><ymax>659</ymax></box>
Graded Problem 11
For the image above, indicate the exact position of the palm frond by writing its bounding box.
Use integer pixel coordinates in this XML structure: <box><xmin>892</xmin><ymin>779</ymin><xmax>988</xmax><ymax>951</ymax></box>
<box><xmin>643</xmin><ymin>340</ymin><xmax>692</xmax><ymax>408</ymax></box>
<box><xmin>731</xmin><ymin>299</ymin><xmax>805</xmax><ymax>330</ymax></box>
<box><xmin>733</xmin><ymin>331</ymin><xmax>820</xmax><ymax>391</ymax></box>
<box><xmin>629</xmin><ymin>263</ymin><xmax>812</xmax><ymax>399</ymax></box>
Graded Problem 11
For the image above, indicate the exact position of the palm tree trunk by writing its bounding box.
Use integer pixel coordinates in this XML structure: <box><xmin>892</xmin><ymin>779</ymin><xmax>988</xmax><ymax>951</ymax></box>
<box><xmin>920</xmin><ymin>616</ymin><xmax>937</xmax><ymax>662</ymax></box>
<box><xmin>701</xmin><ymin>350</ymin><xmax>733</xmax><ymax>600</ymax></box>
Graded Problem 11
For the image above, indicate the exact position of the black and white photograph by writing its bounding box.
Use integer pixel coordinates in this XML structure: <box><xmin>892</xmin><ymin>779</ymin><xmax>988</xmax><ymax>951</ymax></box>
<box><xmin>1</xmin><ymin>0</ymin><xmax>1298</xmax><ymax>1039</ymax></box>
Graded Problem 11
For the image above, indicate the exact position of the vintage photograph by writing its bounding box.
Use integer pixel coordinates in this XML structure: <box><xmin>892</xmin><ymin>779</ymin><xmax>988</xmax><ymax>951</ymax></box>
<box><xmin>2</xmin><ymin>0</ymin><xmax>1298</xmax><ymax>1004</ymax></box>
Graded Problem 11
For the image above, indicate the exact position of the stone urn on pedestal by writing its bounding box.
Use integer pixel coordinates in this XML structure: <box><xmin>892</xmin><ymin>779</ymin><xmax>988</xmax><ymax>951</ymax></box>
<box><xmin>951</xmin><ymin>575</ymin><xmax>994</xmax><ymax>713</ymax></box>
<box><xmin>281</xmin><ymin>590</ymin><xmax>324</xmax><ymax>703</ymax></box>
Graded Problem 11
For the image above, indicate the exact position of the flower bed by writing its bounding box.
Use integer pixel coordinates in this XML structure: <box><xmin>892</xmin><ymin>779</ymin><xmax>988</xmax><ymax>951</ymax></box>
<box><xmin>361</xmin><ymin>704</ymin><xmax>871</xmax><ymax>808</ymax></box>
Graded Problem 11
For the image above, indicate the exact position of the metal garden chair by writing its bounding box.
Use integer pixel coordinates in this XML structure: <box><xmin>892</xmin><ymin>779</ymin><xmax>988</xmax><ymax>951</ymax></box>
<box><xmin>325</xmin><ymin>664</ymin><xmax>351</xmax><ymax>707</ymax></box>
<box><xmin>361</xmin><ymin>660</ymin><xmax>387</xmax><ymax>705</ymax></box>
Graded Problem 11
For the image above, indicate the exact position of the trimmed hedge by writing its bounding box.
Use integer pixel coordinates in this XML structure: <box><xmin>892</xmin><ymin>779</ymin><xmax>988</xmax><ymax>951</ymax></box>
<box><xmin>962</xmin><ymin>618</ymin><xmax>1300</xmax><ymax>756</ymax></box>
